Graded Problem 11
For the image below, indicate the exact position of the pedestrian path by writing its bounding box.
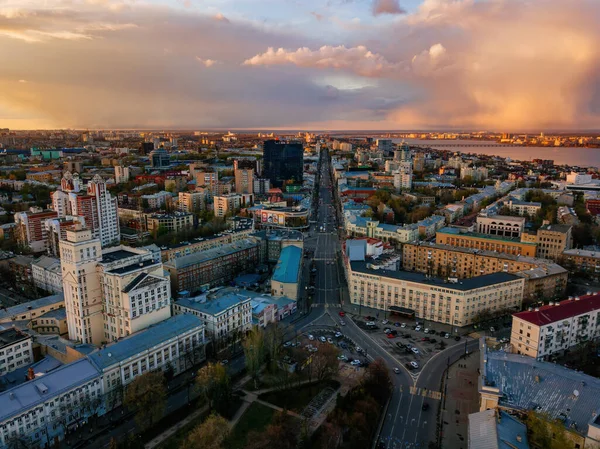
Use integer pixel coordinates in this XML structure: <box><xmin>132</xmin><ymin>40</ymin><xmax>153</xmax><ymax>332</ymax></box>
<box><xmin>409</xmin><ymin>386</ymin><xmax>443</xmax><ymax>400</ymax></box>
<box><xmin>145</xmin><ymin>404</ymin><xmax>209</xmax><ymax>449</ymax></box>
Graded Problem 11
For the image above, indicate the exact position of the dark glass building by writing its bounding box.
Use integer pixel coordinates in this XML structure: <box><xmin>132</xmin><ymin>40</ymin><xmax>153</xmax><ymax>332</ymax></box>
<box><xmin>262</xmin><ymin>140</ymin><xmax>303</xmax><ymax>187</ymax></box>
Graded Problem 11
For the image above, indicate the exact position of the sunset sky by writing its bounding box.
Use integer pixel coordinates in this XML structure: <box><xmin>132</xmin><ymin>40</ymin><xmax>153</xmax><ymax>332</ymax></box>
<box><xmin>1</xmin><ymin>0</ymin><xmax>599</xmax><ymax>130</ymax></box>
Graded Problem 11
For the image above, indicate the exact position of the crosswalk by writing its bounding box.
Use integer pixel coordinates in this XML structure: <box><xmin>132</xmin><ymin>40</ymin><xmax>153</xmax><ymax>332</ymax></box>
<box><xmin>310</xmin><ymin>303</ymin><xmax>342</xmax><ymax>308</ymax></box>
<box><xmin>409</xmin><ymin>386</ymin><xmax>443</xmax><ymax>400</ymax></box>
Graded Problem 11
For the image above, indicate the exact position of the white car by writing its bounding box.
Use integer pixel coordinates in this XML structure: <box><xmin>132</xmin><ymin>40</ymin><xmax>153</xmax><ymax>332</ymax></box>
<box><xmin>410</xmin><ymin>361</ymin><xmax>419</xmax><ymax>369</ymax></box>
<box><xmin>382</xmin><ymin>320</ymin><xmax>389</xmax><ymax>325</ymax></box>
<box><xmin>366</xmin><ymin>321</ymin><xmax>375</xmax><ymax>327</ymax></box>
<box><xmin>283</xmin><ymin>341</ymin><xmax>292</xmax><ymax>347</ymax></box>
<box><xmin>319</xmin><ymin>336</ymin><xmax>326</xmax><ymax>343</ymax></box>
<box><xmin>327</xmin><ymin>337</ymin><xmax>334</xmax><ymax>344</ymax></box>
<box><xmin>393</xmin><ymin>368</ymin><xmax>400</xmax><ymax>374</ymax></box>
<box><xmin>334</xmin><ymin>332</ymin><xmax>343</xmax><ymax>338</ymax></box>
<box><xmin>411</xmin><ymin>347</ymin><xmax>420</xmax><ymax>354</ymax></box>
<box><xmin>400</xmin><ymin>323</ymin><xmax>406</xmax><ymax>328</ymax></box>
<box><xmin>308</xmin><ymin>334</ymin><xmax>315</xmax><ymax>341</ymax></box>
<box><xmin>415</xmin><ymin>326</ymin><xmax>422</xmax><ymax>332</ymax></box>
<box><xmin>340</xmin><ymin>320</ymin><xmax>346</xmax><ymax>326</ymax></box>
<box><xmin>351</xmin><ymin>360</ymin><xmax>361</xmax><ymax>366</ymax></box>
<box><xmin>444</xmin><ymin>333</ymin><xmax>450</xmax><ymax>339</ymax></box>
<box><xmin>338</xmin><ymin>355</ymin><xmax>348</xmax><ymax>361</ymax></box>
<box><xmin>424</xmin><ymin>328</ymin><xmax>430</xmax><ymax>334</ymax></box>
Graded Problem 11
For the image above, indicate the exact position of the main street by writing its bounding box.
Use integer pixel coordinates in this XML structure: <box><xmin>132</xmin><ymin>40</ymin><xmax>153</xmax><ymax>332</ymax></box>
<box><xmin>293</xmin><ymin>147</ymin><xmax>477</xmax><ymax>449</ymax></box>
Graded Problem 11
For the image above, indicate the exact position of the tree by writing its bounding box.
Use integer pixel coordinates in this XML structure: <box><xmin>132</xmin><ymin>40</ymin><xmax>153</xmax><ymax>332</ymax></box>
<box><xmin>182</xmin><ymin>413</ymin><xmax>230</xmax><ymax>449</ymax></box>
<box><xmin>312</xmin><ymin>343</ymin><xmax>340</xmax><ymax>381</ymax></box>
<box><xmin>245</xmin><ymin>411</ymin><xmax>299</xmax><ymax>449</ymax></box>
<box><xmin>361</xmin><ymin>359</ymin><xmax>392</xmax><ymax>405</ymax></box>
<box><xmin>123</xmin><ymin>371</ymin><xmax>166</xmax><ymax>431</ymax></box>
<box><xmin>264</xmin><ymin>323</ymin><xmax>286</xmax><ymax>370</ymax></box>
<box><xmin>526</xmin><ymin>411</ymin><xmax>571</xmax><ymax>449</ymax></box>
<box><xmin>195</xmin><ymin>362</ymin><xmax>232</xmax><ymax>415</ymax></box>
<box><xmin>243</xmin><ymin>326</ymin><xmax>265</xmax><ymax>389</ymax></box>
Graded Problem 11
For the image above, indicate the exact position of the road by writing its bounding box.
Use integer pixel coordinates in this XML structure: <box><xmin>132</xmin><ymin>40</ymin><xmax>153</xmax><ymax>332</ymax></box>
<box><xmin>303</xmin><ymin>147</ymin><xmax>477</xmax><ymax>449</ymax></box>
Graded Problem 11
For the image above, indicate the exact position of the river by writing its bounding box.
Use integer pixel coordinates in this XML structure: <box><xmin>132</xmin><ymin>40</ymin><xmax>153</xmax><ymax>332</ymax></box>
<box><xmin>392</xmin><ymin>139</ymin><xmax>600</xmax><ymax>168</ymax></box>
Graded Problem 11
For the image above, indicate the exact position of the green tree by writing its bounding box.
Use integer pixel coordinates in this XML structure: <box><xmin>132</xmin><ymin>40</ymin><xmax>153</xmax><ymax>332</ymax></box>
<box><xmin>123</xmin><ymin>371</ymin><xmax>166</xmax><ymax>431</ymax></box>
<box><xmin>182</xmin><ymin>413</ymin><xmax>230</xmax><ymax>449</ymax></box>
<box><xmin>195</xmin><ymin>363</ymin><xmax>232</xmax><ymax>415</ymax></box>
<box><xmin>243</xmin><ymin>327</ymin><xmax>265</xmax><ymax>389</ymax></box>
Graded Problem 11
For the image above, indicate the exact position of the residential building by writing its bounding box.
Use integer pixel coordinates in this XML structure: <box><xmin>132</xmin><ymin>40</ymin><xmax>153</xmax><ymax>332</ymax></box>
<box><xmin>510</xmin><ymin>293</ymin><xmax>600</xmax><ymax>359</ymax></box>
<box><xmin>344</xmin><ymin>217</ymin><xmax>418</xmax><ymax>245</ymax></box>
<box><xmin>476</xmin><ymin>215</ymin><xmax>525</xmax><ymax>238</ymax></box>
<box><xmin>262</xmin><ymin>140</ymin><xmax>304</xmax><ymax>187</ymax></box>
<box><xmin>0</xmin><ymin>328</ymin><xmax>33</xmax><ymax>375</ymax></box>
<box><xmin>88</xmin><ymin>314</ymin><xmax>205</xmax><ymax>408</ymax></box>
<box><xmin>173</xmin><ymin>293</ymin><xmax>252</xmax><ymax>342</ymax></box>
<box><xmin>0</xmin><ymin>358</ymin><xmax>102</xmax><ymax>449</ymax></box>
<box><xmin>562</xmin><ymin>248</ymin><xmax>600</xmax><ymax>275</ymax></box>
<box><xmin>146</xmin><ymin>212</ymin><xmax>193</xmax><ymax>235</ymax></box>
<box><xmin>252</xmin><ymin>229</ymin><xmax>304</xmax><ymax>263</ymax></box>
<box><xmin>31</xmin><ymin>256</ymin><xmax>62</xmax><ymax>294</ymax></box>
<box><xmin>8</xmin><ymin>255</ymin><xmax>34</xmax><ymax>285</ymax></box>
<box><xmin>253</xmin><ymin>178</ymin><xmax>271</xmax><ymax>195</ymax></box>
<box><xmin>348</xmin><ymin>261</ymin><xmax>524</xmax><ymax>326</ymax></box>
<box><xmin>159</xmin><ymin>228</ymin><xmax>254</xmax><ymax>262</ymax></box>
<box><xmin>436</xmin><ymin>227</ymin><xmax>537</xmax><ymax>257</ymax></box>
<box><xmin>164</xmin><ymin>238</ymin><xmax>260</xmax><ymax>293</ymax></box>
<box><xmin>214</xmin><ymin>193</ymin><xmax>253</xmax><ymax>218</ymax></box>
<box><xmin>375</xmin><ymin>139</ymin><xmax>393</xmax><ymax>155</ymax></box>
<box><xmin>114</xmin><ymin>166</ymin><xmax>130</xmax><ymax>184</ymax></box>
<box><xmin>14</xmin><ymin>208</ymin><xmax>58</xmax><ymax>253</ymax></box>
<box><xmin>271</xmin><ymin>245</ymin><xmax>302</xmax><ymax>300</ymax></box>
<box><xmin>536</xmin><ymin>224</ymin><xmax>572</xmax><ymax>261</ymax></box>
<box><xmin>44</xmin><ymin>215</ymin><xmax>86</xmax><ymax>257</ymax></box>
<box><xmin>141</xmin><ymin>191</ymin><xmax>171</xmax><ymax>210</ymax></box>
<box><xmin>468</xmin><ymin>409</ymin><xmax>529</xmax><ymax>449</ymax></box>
<box><xmin>235</xmin><ymin>168</ymin><xmax>254</xmax><ymax>194</ymax></box>
<box><xmin>31</xmin><ymin>308</ymin><xmax>67</xmax><ymax>335</ymax></box>
<box><xmin>507</xmin><ymin>199</ymin><xmax>542</xmax><ymax>217</ymax></box>
<box><xmin>0</xmin><ymin>294</ymin><xmax>64</xmax><ymax>325</ymax></box>
<box><xmin>461</xmin><ymin>166</ymin><xmax>489</xmax><ymax>181</ymax></box>
<box><xmin>250</xmin><ymin>294</ymin><xmax>297</xmax><ymax>327</ymax></box>
<box><xmin>178</xmin><ymin>191</ymin><xmax>206</xmax><ymax>213</ymax></box>
<box><xmin>393</xmin><ymin>161</ymin><xmax>413</xmax><ymax>191</ymax></box>
<box><xmin>149</xmin><ymin>148</ymin><xmax>170</xmax><ymax>169</ymax></box>
<box><xmin>195</xmin><ymin>172</ymin><xmax>219</xmax><ymax>195</ymax></box>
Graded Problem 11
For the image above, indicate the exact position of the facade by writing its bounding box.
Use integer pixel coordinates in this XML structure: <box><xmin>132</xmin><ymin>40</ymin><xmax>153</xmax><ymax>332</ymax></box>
<box><xmin>14</xmin><ymin>208</ymin><xmax>58</xmax><ymax>253</ymax></box>
<box><xmin>31</xmin><ymin>308</ymin><xmax>67</xmax><ymax>335</ymax></box>
<box><xmin>114</xmin><ymin>166</ymin><xmax>130</xmax><ymax>184</ymax></box>
<box><xmin>235</xmin><ymin>168</ymin><xmax>254</xmax><ymax>194</ymax></box>
<box><xmin>402</xmin><ymin>242</ymin><xmax>567</xmax><ymax>303</ymax></box>
<box><xmin>8</xmin><ymin>255</ymin><xmax>34</xmax><ymax>285</ymax></box>
<box><xmin>178</xmin><ymin>191</ymin><xmax>206</xmax><ymax>213</ymax></box>
<box><xmin>0</xmin><ymin>328</ymin><xmax>33</xmax><ymax>375</ymax></box>
<box><xmin>345</xmin><ymin>216</ymin><xmax>419</xmax><ymax>246</ymax></box>
<box><xmin>249</xmin><ymin>206</ymin><xmax>309</xmax><ymax>229</ymax></box>
<box><xmin>510</xmin><ymin>293</ymin><xmax>600</xmax><ymax>359</ymax></box>
<box><xmin>507</xmin><ymin>200</ymin><xmax>542</xmax><ymax>217</ymax></box>
<box><xmin>536</xmin><ymin>224</ymin><xmax>572</xmax><ymax>261</ymax></box>
<box><xmin>44</xmin><ymin>216</ymin><xmax>86</xmax><ymax>257</ymax></box>
<box><xmin>147</xmin><ymin>212</ymin><xmax>193</xmax><ymax>234</ymax></box>
<box><xmin>253</xmin><ymin>178</ymin><xmax>271</xmax><ymax>194</ymax></box>
<box><xmin>31</xmin><ymin>256</ymin><xmax>63</xmax><ymax>294</ymax></box>
<box><xmin>262</xmin><ymin>140</ymin><xmax>304</xmax><ymax>187</ymax></box>
<box><xmin>375</xmin><ymin>139</ymin><xmax>393</xmax><ymax>155</ymax></box>
<box><xmin>436</xmin><ymin>227</ymin><xmax>537</xmax><ymax>257</ymax></box>
<box><xmin>140</xmin><ymin>191</ymin><xmax>171</xmax><ymax>210</ymax></box>
<box><xmin>159</xmin><ymin>228</ymin><xmax>254</xmax><ymax>262</ymax></box>
<box><xmin>393</xmin><ymin>161</ymin><xmax>413</xmax><ymax>191</ymax></box>
<box><xmin>149</xmin><ymin>148</ymin><xmax>170</xmax><ymax>169</ymax></box>
<box><xmin>476</xmin><ymin>215</ymin><xmax>525</xmax><ymax>238</ymax></box>
<box><xmin>0</xmin><ymin>294</ymin><xmax>64</xmax><ymax>325</ymax></box>
<box><xmin>173</xmin><ymin>293</ymin><xmax>252</xmax><ymax>341</ymax></box>
<box><xmin>164</xmin><ymin>238</ymin><xmax>260</xmax><ymax>293</ymax></box>
<box><xmin>214</xmin><ymin>193</ymin><xmax>253</xmax><ymax>218</ymax></box>
<box><xmin>348</xmin><ymin>261</ymin><xmax>524</xmax><ymax>326</ymax></box>
<box><xmin>271</xmin><ymin>245</ymin><xmax>302</xmax><ymax>300</ymax></box>
<box><xmin>562</xmin><ymin>248</ymin><xmax>600</xmax><ymax>275</ymax></box>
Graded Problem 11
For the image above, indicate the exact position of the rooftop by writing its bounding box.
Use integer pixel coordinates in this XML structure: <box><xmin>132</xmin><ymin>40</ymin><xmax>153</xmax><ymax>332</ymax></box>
<box><xmin>468</xmin><ymin>409</ymin><xmax>529</xmax><ymax>449</ymax></box>
<box><xmin>87</xmin><ymin>314</ymin><xmax>203</xmax><ymax>371</ymax></box>
<box><xmin>513</xmin><ymin>293</ymin><xmax>600</xmax><ymax>326</ymax></box>
<box><xmin>272</xmin><ymin>245</ymin><xmax>302</xmax><ymax>284</ymax></box>
<box><xmin>0</xmin><ymin>328</ymin><xmax>30</xmax><ymax>348</ymax></box>
<box><xmin>0</xmin><ymin>358</ymin><xmax>100</xmax><ymax>423</ymax></box>
<box><xmin>175</xmin><ymin>293</ymin><xmax>251</xmax><ymax>316</ymax></box>
<box><xmin>437</xmin><ymin>227</ymin><xmax>536</xmax><ymax>245</ymax></box>
<box><xmin>539</xmin><ymin>224</ymin><xmax>572</xmax><ymax>234</ymax></box>
<box><xmin>101</xmin><ymin>249</ymin><xmax>139</xmax><ymax>264</ymax></box>
<box><xmin>350</xmin><ymin>262</ymin><xmax>521</xmax><ymax>291</ymax></box>
<box><xmin>0</xmin><ymin>294</ymin><xmax>64</xmax><ymax>321</ymax></box>
<box><xmin>483</xmin><ymin>344</ymin><xmax>600</xmax><ymax>436</ymax></box>
<box><xmin>164</xmin><ymin>238</ymin><xmax>258</xmax><ymax>270</ymax></box>
<box><xmin>108</xmin><ymin>259</ymin><xmax>158</xmax><ymax>275</ymax></box>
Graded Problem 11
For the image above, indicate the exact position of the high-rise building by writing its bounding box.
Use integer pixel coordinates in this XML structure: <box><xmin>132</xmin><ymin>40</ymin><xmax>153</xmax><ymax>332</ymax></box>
<box><xmin>178</xmin><ymin>191</ymin><xmax>206</xmax><ymax>213</ymax></box>
<box><xmin>235</xmin><ymin>168</ymin><xmax>254</xmax><ymax>194</ymax></box>
<box><xmin>140</xmin><ymin>141</ymin><xmax>154</xmax><ymax>155</ymax></box>
<box><xmin>253</xmin><ymin>178</ymin><xmax>271</xmax><ymax>195</ymax></box>
<box><xmin>262</xmin><ymin>140</ymin><xmax>303</xmax><ymax>188</ymax></box>
<box><xmin>393</xmin><ymin>162</ymin><xmax>413</xmax><ymax>191</ymax></box>
<box><xmin>60</xmin><ymin>226</ymin><xmax>172</xmax><ymax>344</ymax></box>
<box><xmin>150</xmin><ymin>148</ymin><xmax>170</xmax><ymax>169</ymax></box>
<box><xmin>376</xmin><ymin>139</ymin><xmax>393</xmax><ymax>155</ymax></box>
<box><xmin>195</xmin><ymin>172</ymin><xmax>219</xmax><ymax>196</ymax></box>
<box><xmin>14</xmin><ymin>208</ymin><xmax>58</xmax><ymax>253</ymax></box>
<box><xmin>114</xmin><ymin>166</ymin><xmax>130</xmax><ymax>184</ymax></box>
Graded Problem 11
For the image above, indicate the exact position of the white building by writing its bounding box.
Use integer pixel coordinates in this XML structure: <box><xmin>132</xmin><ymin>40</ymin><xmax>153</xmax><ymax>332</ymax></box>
<box><xmin>140</xmin><ymin>191</ymin><xmax>171</xmax><ymax>210</ymax></box>
<box><xmin>511</xmin><ymin>293</ymin><xmax>600</xmax><ymax>359</ymax></box>
<box><xmin>31</xmin><ymin>256</ymin><xmax>63</xmax><ymax>294</ymax></box>
<box><xmin>0</xmin><ymin>328</ymin><xmax>33</xmax><ymax>375</ymax></box>
<box><xmin>214</xmin><ymin>193</ymin><xmax>253</xmax><ymax>217</ymax></box>
<box><xmin>566</xmin><ymin>172</ymin><xmax>593</xmax><ymax>185</ymax></box>
<box><xmin>393</xmin><ymin>161</ymin><xmax>413</xmax><ymax>191</ymax></box>
<box><xmin>114</xmin><ymin>166</ymin><xmax>130</xmax><ymax>184</ymax></box>
<box><xmin>178</xmin><ymin>191</ymin><xmax>206</xmax><ymax>213</ymax></box>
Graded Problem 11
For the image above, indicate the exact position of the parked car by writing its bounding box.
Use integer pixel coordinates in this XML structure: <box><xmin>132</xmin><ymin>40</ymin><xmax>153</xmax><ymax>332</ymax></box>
<box><xmin>338</xmin><ymin>355</ymin><xmax>348</xmax><ymax>361</ymax></box>
<box><xmin>390</xmin><ymin>330</ymin><xmax>398</xmax><ymax>336</ymax></box>
<box><xmin>429</xmin><ymin>338</ymin><xmax>437</xmax><ymax>344</ymax></box>
<box><xmin>366</xmin><ymin>321</ymin><xmax>376</xmax><ymax>327</ymax></box>
<box><xmin>319</xmin><ymin>336</ymin><xmax>327</xmax><ymax>343</ymax></box>
<box><xmin>454</xmin><ymin>336</ymin><xmax>461</xmax><ymax>341</ymax></box>
<box><xmin>415</xmin><ymin>326</ymin><xmax>422</xmax><ymax>332</ymax></box>
<box><xmin>366</xmin><ymin>316</ymin><xmax>376</xmax><ymax>321</ymax></box>
<box><xmin>335</xmin><ymin>331</ymin><xmax>343</xmax><ymax>338</ymax></box>
<box><xmin>411</xmin><ymin>347</ymin><xmax>420</xmax><ymax>354</ymax></box>
<box><xmin>308</xmin><ymin>334</ymin><xmax>315</xmax><ymax>340</ymax></box>
<box><xmin>351</xmin><ymin>359</ymin><xmax>361</xmax><ymax>366</ymax></box>
<box><xmin>327</xmin><ymin>337</ymin><xmax>334</xmax><ymax>344</ymax></box>
<box><xmin>382</xmin><ymin>320</ymin><xmax>389</xmax><ymax>325</ymax></box>
<box><xmin>421</xmin><ymin>337</ymin><xmax>430</xmax><ymax>342</ymax></box>
<box><xmin>284</xmin><ymin>341</ymin><xmax>292</xmax><ymax>347</ymax></box>
<box><xmin>400</xmin><ymin>323</ymin><xmax>407</xmax><ymax>328</ymax></box>
<box><xmin>384</xmin><ymin>328</ymin><xmax>391</xmax><ymax>334</ymax></box>
<box><xmin>394</xmin><ymin>322</ymin><xmax>401</xmax><ymax>327</ymax></box>
<box><xmin>489</xmin><ymin>327</ymin><xmax>496</xmax><ymax>332</ymax></box>
<box><xmin>387</xmin><ymin>333</ymin><xmax>396</xmax><ymax>339</ymax></box>
<box><xmin>340</xmin><ymin>320</ymin><xmax>346</xmax><ymax>326</ymax></box>
<box><xmin>410</xmin><ymin>361</ymin><xmax>419</xmax><ymax>369</ymax></box>
<box><xmin>393</xmin><ymin>368</ymin><xmax>400</xmax><ymax>374</ymax></box>
<box><xmin>444</xmin><ymin>333</ymin><xmax>450</xmax><ymax>339</ymax></box>
<box><xmin>424</xmin><ymin>328</ymin><xmax>430</xmax><ymax>334</ymax></box>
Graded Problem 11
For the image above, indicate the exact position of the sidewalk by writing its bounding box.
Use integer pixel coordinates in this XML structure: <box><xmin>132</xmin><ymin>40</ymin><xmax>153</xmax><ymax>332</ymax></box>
<box><xmin>439</xmin><ymin>350</ymin><xmax>480</xmax><ymax>449</ymax></box>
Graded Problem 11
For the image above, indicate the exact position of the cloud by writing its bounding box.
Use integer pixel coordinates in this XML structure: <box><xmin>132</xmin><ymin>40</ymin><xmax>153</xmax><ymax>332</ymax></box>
<box><xmin>372</xmin><ymin>0</ymin><xmax>406</xmax><ymax>16</ymax></box>
<box><xmin>18</xmin><ymin>79</ymin><xmax>27</xmax><ymax>83</ymax></box>
<box><xmin>196</xmin><ymin>57</ymin><xmax>219</xmax><ymax>68</ymax></box>
<box><xmin>213</xmin><ymin>13</ymin><xmax>230</xmax><ymax>23</ymax></box>
<box><xmin>244</xmin><ymin>45</ymin><xmax>403</xmax><ymax>78</ymax></box>
<box><xmin>310</xmin><ymin>11</ymin><xmax>324</xmax><ymax>21</ymax></box>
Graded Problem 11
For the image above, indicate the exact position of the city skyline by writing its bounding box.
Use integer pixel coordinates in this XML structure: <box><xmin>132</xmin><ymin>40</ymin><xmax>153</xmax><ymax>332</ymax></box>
<box><xmin>2</xmin><ymin>0</ymin><xmax>600</xmax><ymax>131</ymax></box>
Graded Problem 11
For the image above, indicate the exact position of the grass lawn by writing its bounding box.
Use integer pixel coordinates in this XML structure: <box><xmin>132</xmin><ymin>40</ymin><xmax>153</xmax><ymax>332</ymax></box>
<box><xmin>155</xmin><ymin>406</ymin><xmax>210</xmax><ymax>449</ymax></box>
<box><xmin>227</xmin><ymin>403</ymin><xmax>275</xmax><ymax>449</ymax></box>
<box><xmin>258</xmin><ymin>379</ymin><xmax>340</xmax><ymax>412</ymax></box>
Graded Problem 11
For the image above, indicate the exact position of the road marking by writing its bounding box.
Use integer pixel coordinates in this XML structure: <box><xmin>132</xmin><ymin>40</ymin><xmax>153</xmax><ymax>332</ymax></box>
<box><xmin>409</xmin><ymin>386</ymin><xmax>442</xmax><ymax>400</ymax></box>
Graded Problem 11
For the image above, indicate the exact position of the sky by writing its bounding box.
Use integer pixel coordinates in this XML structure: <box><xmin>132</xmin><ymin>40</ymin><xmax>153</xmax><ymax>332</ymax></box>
<box><xmin>1</xmin><ymin>0</ymin><xmax>600</xmax><ymax>131</ymax></box>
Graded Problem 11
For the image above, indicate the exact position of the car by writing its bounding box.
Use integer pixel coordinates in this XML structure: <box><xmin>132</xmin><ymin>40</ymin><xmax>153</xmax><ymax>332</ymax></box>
<box><xmin>422</xmin><ymin>403</ymin><xmax>429</xmax><ymax>411</ymax></box>
<box><xmin>489</xmin><ymin>327</ymin><xmax>496</xmax><ymax>332</ymax></box>
<box><xmin>366</xmin><ymin>316</ymin><xmax>376</xmax><ymax>321</ymax></box>
<box><xmin>337</xmin><ymin>355</ymin><xmax>348</xmax><ymax>361</ymax></box>
<box><xmin>421</xmin><ymin>337</ymin><xmax>430</xmax><ymax>342</ymax></box>
<box><xmin>387</xmin><ymin>333</ymin><xmax>396</xmax><ymax>339</ymax></box>
<box><xmin>454</xmin><ymin>336</ymin><xmax>461</xmax><ymax>341</ymax></box>
<box><xmin>335</xmin><ymin>331</ymin><xmax>343</xmax><ymax>338</ymax></box>
<box><xmin>382</xmin><ymin>320</ymin><xmax>389</xmax><ymax>325</ymax></box>
<box><xmin>284</xmin><ymin>341</ymin><xmax>292</xmax><ymax>347</ymax></box>
<box><xmin>310</xmin><ymin>347</ymin><xmax>318</xmax><ymax>352</ymax></box>
<box><xmin>405</xmin><ymin>343</ymin><xmax>413</xmax><ymax>350</ymax></box>
<box><xmin>394</xmin><ymin>322</ymin><xmax>401</xmax><ymax>327</ymax></box>
<box><xmin>319</xmin><ymin>336</ymin><xmax>326</xmax><ymax>343</ymax></box>
<box><xmin>327</xmin><ymin>337</ymin><xmax>334</xmax><ymax>344</ymax></box>
<box><xmin>400</xmin><ymin>323</ymin><xmax>407</xmax><ymax>328</ymax></box>
<box><xmin>390</xmin><ymin>330</ymin><xmax>398</xmax><ymax>336</ymax></box>
<box><xmin>366</xmin><ymin>321</ymin><xmax>376</xmax><ymax>327</ymax></box>
<box><xmin>415</xmin><ymin>326</ymin><xmax>422</xmax><ymax>332</ymax></box>
<box><xmin>444</xmin><ymin>333</ymin><xmax>450</xmax><ymax>339</ymax></box>
<box><xmin>393</xmin><ymin>368</ymin><xmax>400</xmax><ymax>374</ymax></box>
<box><xmin>339</xmin><ymin>311</ymin><xmax>345</xmax><ymax>317</ymax></box>
<box><xmin>411</xmin><ymin>347</ymin><xmax>420</xmax><ymax>354</ymax></box>
<box><xmin>220</xmin><ymin>359</ymin><xmax>229</xmax><ymax>365</ymax></box>
<box><xmin>356</xmin><ymin>346</ymin><xmax>364</xmax><ymax>353</ymax></box>
<box><xmin>340</xmin><ymin>320</ymin><xmax>346</xmax><ymax>326</ymax></box>
<box><xmin>308</xmin><ymin>334</ymin><xmax>314</xmax><ymax>341</ymax></box>
<box><xmin>428</xmin><ymin>330</ymin><xmax>436</xmax><ymax>335</ymax></box>
<box><xmin>424</xmin><ymin>328</ymin><xmax>430</xmax><ymax>334</ymax></box>
<box><xmin>410</xmin><ymin>361</ymin><xmax>419</xmax><ymax>369</ymax></box>
<box><xmin>351</xmin><ymin>359</ymin><xmax>361</xmax><ymax>366</ymax></box>
<box><xmin>384</xmin><ymin>328</ymin><xmax>391</xmax><ymax>334</ymax></box>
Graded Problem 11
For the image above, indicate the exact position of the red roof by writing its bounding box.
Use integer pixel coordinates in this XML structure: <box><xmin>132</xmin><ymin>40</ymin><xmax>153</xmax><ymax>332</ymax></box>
<box><xmin>513</xmin><ymin>294</ymin><xmax>600</xmax><ymax>326</ymax></box>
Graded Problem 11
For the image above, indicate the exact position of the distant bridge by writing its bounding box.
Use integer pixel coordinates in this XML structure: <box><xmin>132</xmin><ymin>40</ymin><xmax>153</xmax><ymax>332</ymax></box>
<box><xmin>409</xmin><ymin>143</ymin><xmax>523</xmax><ymax>148</ymax></box>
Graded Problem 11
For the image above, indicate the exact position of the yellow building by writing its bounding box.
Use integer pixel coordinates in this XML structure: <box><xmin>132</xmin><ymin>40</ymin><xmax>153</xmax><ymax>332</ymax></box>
<box><xmin>436</xmin><ymin>227</ymin><xmax>537</xmax><ymax>257</ymax></box>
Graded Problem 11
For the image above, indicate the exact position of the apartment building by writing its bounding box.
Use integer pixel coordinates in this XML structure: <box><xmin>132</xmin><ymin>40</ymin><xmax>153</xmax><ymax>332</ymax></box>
<box><xmin>436</xmin><ymin>227</ymin><xmax>537</xmax><ymax>257</ymax></box>
<box><xmin>31</xmin><ymin>256</ymin><xmax>62</xmax><ymax>294</ymax></box>
<box><xmin>164</xmin><ymin>238</ymin><xmax>260</xmax><ymax>294</ymax></box>
<box><xmin>271</xmin><ymin>245</ymin><xmax>302</xmax><ymax>301</ymax></box>
<box><xmin>235</xmin><ymin>168</ymin><xmax>254</xmax><ymax>194</ymax></box>
<box><xmin>507</xmin><ymin>199</ymin><xmax>542</xmax><ymax>217</ymax></box>
<box><xmin>44</xmin><ymin>215</ymin><xmax>86</xmax><ymax>257</ymax></box>
<box><xmin>475</xmin><ymin>215</ymin><xmax>525</xmax><ymax>238</ymax></box>
<box><xmin>214</xmin><ymin>193</ymin><xmax>253</xmax><ymax>218</ymax></box>
<box><xmin>114</xmin><ymin>166</ymin><xmax>130</xmax><ymax>184</ymax></box>
<box><xmin>562</xmin><ymin>248</ymin><xmax>600</xmax><ymax>275</ymax></box>
<box><xmin>178</xmin><ymin>191</ymin><xmax>206</xmax><ymax>213</ymax></box>
<box><xmin>402</xmin><ymin>242</ymin><xmax>567</xmax><ymax>303</ymax></box>
<box><xmin>0</xmin><ymin>328</ymin><xmax>33</xmax><ymax>375</ymax></box>
<box><xmin>511</xmin><ymin>294</ymin><xmax>600</xmax><ymax>360</ymax></box>
<box><xmin>0</xmin><ymin>294</ymin><xmax>64</xmax><ymax>325</ymax></box>
<box><xmin>159</xmin><ymin>228</ymin><xmax>254</xmax><ymax>262</ymax></box>
<box><xmin>14</xmin><ymin>208</ymin><xmax>58</xmax><ymax>253</ymax></box>
<box><xmin>140</xmin><ymin>191</ymin><xmax>171</xmax><ymax>210</ymax></box>
<box><xmin>173</xmin><ymin>293</ymin><xmax>252</xmax><ymax>341</ymax></box>
<box><xmin>348</xmin><ymin>261</ymin><xmax>524</xmax><ymax>327</ymax></box>
<box><xmin>146</xmin><ymin>212</ymin><xmax>193</xmax><ymax>235</ymax></box>
<box><xmin>536</xmin><ymin>224</ymin><xmax>573</xmax><ymax>261</ymax></box>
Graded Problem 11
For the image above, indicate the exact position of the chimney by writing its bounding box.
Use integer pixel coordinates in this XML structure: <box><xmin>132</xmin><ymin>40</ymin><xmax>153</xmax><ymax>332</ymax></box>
<box><xmin>26</xmin><ymin>367</ymin><xmax>35</xmax><ymax>381</ymax></box>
